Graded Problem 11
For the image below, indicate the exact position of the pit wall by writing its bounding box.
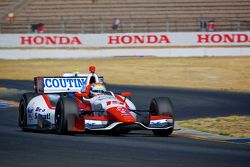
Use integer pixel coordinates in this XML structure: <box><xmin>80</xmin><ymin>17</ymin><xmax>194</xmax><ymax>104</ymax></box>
<box><xmin>0</xmin><ymin>32</ymin><xmax>249</xmax><ymax>59</ymax></box>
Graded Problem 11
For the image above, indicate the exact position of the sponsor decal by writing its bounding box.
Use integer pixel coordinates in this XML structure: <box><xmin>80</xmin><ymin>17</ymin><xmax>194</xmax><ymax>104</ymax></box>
<box><xmin>27</xmin><ymin>107</ymin><xmax>34</xmax><ymax>113</ymax></box>
<box><xmin>35</xmin><ymin>113</ymin><xmax>51</xmax><ymax>120</ymax></box>
<box><xmin>27</xmin><ymin>105</ymin><xmax>51</xmax><ymax>121</ymax></box>
<box><xmin>150</xmin><ymin>121</ymin><xmax>161</xmax><ymax>126</ymax></box>
<box><xmin>149</xmin><ymin>118</ymin><xmax>174</xmax><ymax>128</ymax></box>
<box><xmin>106</xmin><ymin>101</ymin><xmax>123</xmax><ymax>106</ymax></box>
<box><xmin>20</xmin><ymin>35</ymin><xmax>82</xmax><ymax>45</ymax></box>
<box><xmin>44</xmin><ymin>78</ymin><xmax>86</xmax><ymax>89</ymax></box>
<box><xmin>27</xmin><ymin>107</ymin><xmax>34</xmax><ymax>120</ymax></box>
<box><xmin>197</xmin><ymin>33</ymin><xmax>250</xmax><ymax>44</ymax></box>
<box><xmin>108</xmin><ymin>34</ymin><xmax>171</xmax><ymax>45</ymax></box>
<box><xmin>96</xmin><ymin>95</ymin><xmax>114</xmax><ymax>101</ymax></box>
<box><xmin>149</xmin><ymin>119</ymin><xmax>170</xmax><ymax>128</ymax></box>
<box><xmin>26</xmin><ymin>106</ymin><xmax>50</xmax><ymax>120</ymax></box>
<box><xmin>117</xmin><ymin>107</ymin><xmax>130</xmax><ymax>116</ymax></box>
<box><xmin>35</xmin><ymin>106</ymin><xmax>45</xmax><ymax>113</ymax></box>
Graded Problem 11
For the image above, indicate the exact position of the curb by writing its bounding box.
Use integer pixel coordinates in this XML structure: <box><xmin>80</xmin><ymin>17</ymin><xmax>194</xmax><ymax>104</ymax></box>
<box><xmin>174</xmin><ymin>123</ymin><xmax>250</xmax><ymax>144</ymax></box>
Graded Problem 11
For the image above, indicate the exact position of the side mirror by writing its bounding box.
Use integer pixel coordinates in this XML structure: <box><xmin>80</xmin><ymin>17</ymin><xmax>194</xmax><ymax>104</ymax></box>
<box><xmin>121</xmin><ymin>92</ymin><xmax>132</xmax><ymax>97</ymax></box>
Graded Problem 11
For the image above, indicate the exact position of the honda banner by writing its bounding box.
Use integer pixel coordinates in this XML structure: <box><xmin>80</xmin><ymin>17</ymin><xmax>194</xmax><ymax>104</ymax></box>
<box><xmin>0</xmin><ymin>32</ymin><xmax>249</xmax><ymax>48</ymax></box>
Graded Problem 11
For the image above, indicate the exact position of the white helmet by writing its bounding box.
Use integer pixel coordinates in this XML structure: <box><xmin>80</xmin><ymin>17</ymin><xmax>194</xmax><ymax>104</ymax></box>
<box><xmin>89</xmin><ymin>83</ymin><xmax>106</xmax><ymax>98</ymax></box>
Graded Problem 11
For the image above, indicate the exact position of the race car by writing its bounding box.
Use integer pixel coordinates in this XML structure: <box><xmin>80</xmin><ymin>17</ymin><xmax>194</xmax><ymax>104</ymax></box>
<box><xmin>18</xmin><ymin>66</ymin><xmax>175</xmax><ymax>136</ymax></box>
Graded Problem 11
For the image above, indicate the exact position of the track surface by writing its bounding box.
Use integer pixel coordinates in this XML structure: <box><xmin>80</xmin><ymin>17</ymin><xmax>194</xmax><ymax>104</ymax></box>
<box><xmin>0</xmin><ymin>80</ymin><xmax>250</xmax><ymax>167</ymax></box>
<box><xmin>1</xmin><ymin>79</ymin><xmax>250</xmax><ymax>119</ymax></box>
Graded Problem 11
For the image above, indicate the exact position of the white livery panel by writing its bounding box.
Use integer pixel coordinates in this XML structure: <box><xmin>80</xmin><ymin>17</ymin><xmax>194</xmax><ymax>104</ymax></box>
<box><xmin>26</xmin><ymin>95</ymin><xmax>55</xmax><ymax>125</ymax></box>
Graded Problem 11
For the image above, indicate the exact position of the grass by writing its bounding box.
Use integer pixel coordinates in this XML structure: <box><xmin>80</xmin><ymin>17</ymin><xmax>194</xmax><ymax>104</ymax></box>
<box><xmin>0</xmin><ymin>56</ymin><xmax>250</xmax><ymax>92</ymax></box>
<box><xmin>178</xmin><ymin>116</ymin><xmax>250</xmax><ymax>138</ymax></box>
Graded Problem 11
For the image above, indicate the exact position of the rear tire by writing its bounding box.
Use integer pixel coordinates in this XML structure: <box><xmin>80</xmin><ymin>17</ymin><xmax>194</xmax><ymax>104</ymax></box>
<box><xmin>18</xmin><ymin>93</ymin><xmax>39</xmax><ymax>131</ymax></box>
<box><xmin>149</xmin><ymin>97</ymin><xmax>174</xmax><ymax>137</ymax></box>
<box><xmin>55</xmin><ymin>97</ymin><xmax>79</xmax><ymax>135</ymax></box>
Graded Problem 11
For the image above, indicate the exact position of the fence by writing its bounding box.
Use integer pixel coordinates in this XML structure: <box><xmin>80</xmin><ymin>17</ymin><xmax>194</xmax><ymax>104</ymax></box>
<box><xmin>0</xmin><ymin>15</ymin><xmax>249</xmax><ymax>34</ymax></box>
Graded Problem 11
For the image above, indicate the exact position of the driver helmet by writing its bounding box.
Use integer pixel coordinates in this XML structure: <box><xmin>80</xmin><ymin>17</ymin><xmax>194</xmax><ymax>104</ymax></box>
<box><xmin>89</xmin><ymin>83</ymin><xmax>106</xmax><ymax>98</ymax></box>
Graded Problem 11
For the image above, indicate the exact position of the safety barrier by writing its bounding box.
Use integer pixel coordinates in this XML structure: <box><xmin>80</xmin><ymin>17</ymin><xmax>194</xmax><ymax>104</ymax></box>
<box><xmin>0</xmin><ymin>32</ymin><xmax>249</xmax><ymax>59</ymax></box>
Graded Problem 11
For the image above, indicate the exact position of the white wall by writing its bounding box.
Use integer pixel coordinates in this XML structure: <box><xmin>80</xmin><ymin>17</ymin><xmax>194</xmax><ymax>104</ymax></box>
<box><xmin>0</xmin><ymin>32</ymin><xmax>249</xmax><ymax>59</ymax></box>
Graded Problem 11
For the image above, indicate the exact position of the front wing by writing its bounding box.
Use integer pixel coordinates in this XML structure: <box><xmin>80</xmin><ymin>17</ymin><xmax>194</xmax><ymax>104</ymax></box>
<box><xmin>85</xmin><ymin>117</ymin><xmax>174</xmax><ymax>131</ymax></box>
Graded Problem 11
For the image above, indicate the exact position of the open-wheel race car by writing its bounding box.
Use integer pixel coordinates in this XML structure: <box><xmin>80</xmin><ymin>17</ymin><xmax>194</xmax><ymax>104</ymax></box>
<box><xmin>18</xmin><ymin>66</ymin><xmax>175</xmax><ymax>136</ymax></box>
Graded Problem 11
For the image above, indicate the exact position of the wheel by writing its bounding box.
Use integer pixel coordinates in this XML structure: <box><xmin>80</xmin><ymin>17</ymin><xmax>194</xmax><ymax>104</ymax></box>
<box><xmin>149</xmin><ymin>97</ymin><xmax>174</xmax><ymax>137</ymax></box>
<box><xmin>18</xmin><ymin>98</ymin><xmax>27</xmax><ymax>130</ymax></box>
<box><xmin>18</xmin><ymin>93</ymin><xmax>39</xmax><ymax>131</ymax></box>
<box><xmin>55</xmin><ymin>97</ymin><xmax>79</xmax><ymax>135</ymax></box>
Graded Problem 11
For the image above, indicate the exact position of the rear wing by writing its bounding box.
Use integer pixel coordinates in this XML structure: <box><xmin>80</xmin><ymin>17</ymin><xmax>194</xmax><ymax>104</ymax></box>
<box><xmin>34</xmin><ymin>76</ymin><xmax>104</xmax><ymax>93</ymax></box>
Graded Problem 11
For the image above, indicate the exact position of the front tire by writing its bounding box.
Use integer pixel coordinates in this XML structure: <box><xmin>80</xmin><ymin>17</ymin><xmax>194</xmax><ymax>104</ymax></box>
<box><xmin>55</xmin><ymin>97</ymin><xmax>79</xmax><ymax>135</ymax></box>
<box><xmin>149</xmin><ymin>97</ymin><xmax>175</xmax><ymax>137</ymax></box>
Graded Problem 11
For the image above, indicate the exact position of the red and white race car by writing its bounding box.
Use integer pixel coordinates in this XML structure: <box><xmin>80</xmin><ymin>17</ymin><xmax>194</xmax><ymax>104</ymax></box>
<box><xmin>18</xmin><ymin>66</ymin><xmax>175</xmax><ymax>136</ymax></box>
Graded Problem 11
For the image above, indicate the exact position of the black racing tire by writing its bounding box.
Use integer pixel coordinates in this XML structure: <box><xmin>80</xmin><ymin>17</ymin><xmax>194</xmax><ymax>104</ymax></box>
<box><xmin>55</xmin><ymin>97</ymin><xmax>79</xmax><ymax>135</ymax></box>
<box><xmin>18</xmin><ymin>93</ymin><xmax>39</xmax><ymax>131</ymax></box>
<box><xmin>149</xmin><ymin>97</ymin><xmax>175</xmax><ymax>137</ymax></box>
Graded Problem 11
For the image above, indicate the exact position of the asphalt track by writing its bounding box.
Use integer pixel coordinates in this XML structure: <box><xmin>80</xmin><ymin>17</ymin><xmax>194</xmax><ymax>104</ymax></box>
<box><xmin>0</xmin><ymin>79</ymin><xmax>250</xmax><ymax>167</ymax></box>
